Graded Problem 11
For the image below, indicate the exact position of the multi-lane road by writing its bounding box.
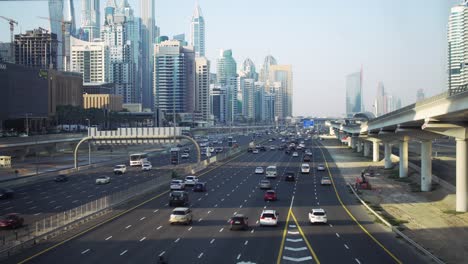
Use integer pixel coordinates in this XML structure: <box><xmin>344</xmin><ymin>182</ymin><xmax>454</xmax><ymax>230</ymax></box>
<box><xmin>6</xmin><ymin>136</ymin><xmax>428</xmax><ymax>263</ymax></box>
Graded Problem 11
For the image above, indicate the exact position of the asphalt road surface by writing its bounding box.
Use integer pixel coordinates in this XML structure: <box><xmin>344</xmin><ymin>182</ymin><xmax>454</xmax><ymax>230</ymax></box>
<box><xmin>8</xmin><ymin>137</ymin><xmax>428</xmax><ymax>264</ymax></box>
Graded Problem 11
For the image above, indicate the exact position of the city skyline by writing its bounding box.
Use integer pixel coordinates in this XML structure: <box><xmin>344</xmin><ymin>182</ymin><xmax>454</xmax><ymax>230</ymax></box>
<box><xmin>0</xmin><ymin>0</ymin><xmax>457</xmax><ymax>117</ymax></box>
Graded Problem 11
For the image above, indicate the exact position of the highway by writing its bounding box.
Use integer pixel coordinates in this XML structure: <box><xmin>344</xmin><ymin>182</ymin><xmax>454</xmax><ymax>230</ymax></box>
<box><xmin>7</xmin><ymin>137</ymin><xmax>428</xmax><ymax>264</ymax></box>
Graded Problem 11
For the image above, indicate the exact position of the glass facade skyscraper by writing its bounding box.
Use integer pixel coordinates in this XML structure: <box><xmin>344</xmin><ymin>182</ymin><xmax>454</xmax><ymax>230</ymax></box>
<box><xmin>81</xmin><ymin>0</ymin><xmax>100</xmax><ymax>41</ymax></box>
<box><xmin>216</xmin><ymin>49</ymin><xmax>237</xmax><ymax>123</ymax></box>
<box><xmin>448</xmin><ymin>2</ymin><xmax>468</xmax><ymax>91</ymax></box>
<box><xmin>190</xmin><ymin>4</ymin><xmax>205</xmax><ymax>57</ymax></box>
<box><xmin>346</xmin><ymin>70</ymin><xmax>363</xmax><ymax>117</ymax></box>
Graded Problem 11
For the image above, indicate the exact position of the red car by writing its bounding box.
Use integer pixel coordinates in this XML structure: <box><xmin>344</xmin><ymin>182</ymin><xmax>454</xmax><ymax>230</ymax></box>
<box><xmin>0</xmin><ymin>213</ymin><xmax>24</xmax><ymax>229</ymax></box>
<box><xmin>264</xmin><ymin>190</ymin><xmax>277</xmax><ymax>201</ymax></box>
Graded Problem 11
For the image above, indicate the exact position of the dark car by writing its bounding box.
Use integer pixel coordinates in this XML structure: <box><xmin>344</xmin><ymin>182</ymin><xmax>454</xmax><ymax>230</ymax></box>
<box><xmin>229</xmin><ymin>214</ymin><xmax>249</xmax><ymax>230</ymax></box>
<box><xmin>193</xmin><ymin>182</ymin><xmax>207</xmax><ymax>192</ymax></box>
<box><xmin>264</xmin><ymin>190</ymin><xmax>277</xmax><ymax>201</ymax></box>
<box><xmin>0</xmin><ymin>188</ymin><xmax>14</xmax><ymax>199</ymax></box>
<box><xmin>169</xmin><ymin>191</ymin><xmax>189</xmax><ymax>207</ymax></box>
<box><xmin>259</xmin><ymin>146</ymin><xmax>267</xmax><ymax>151</ymax></box>
<box><xmin>284</xmin><ymin>172</ymin><xmax>296</xmax><ymax>182</ymax></box>
<box><xmin>0</xmin><ymin>214</ymin><xmax>23</xmax><ymax>229</ymax></box>
<box><xmin>303</xmin><ymin>155</ymin><xmax>311</xmax><ymax>162</ymax></box>
<box><xmin>54</xmin><ymin>175</ymin><xmax>68</xmax><ymax>182</ymax></box>
<box><xmin>247</xmin><ymin>147</ymin><xmax>254</xmax><ymax>153</ymax></box>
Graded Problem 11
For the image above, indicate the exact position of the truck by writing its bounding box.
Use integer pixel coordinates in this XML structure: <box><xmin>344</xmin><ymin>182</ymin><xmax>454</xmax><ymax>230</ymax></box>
<box><xmin>248</xmin><ymin>141</ymin><xmax>255</xmax><ymax>152</ymax></box>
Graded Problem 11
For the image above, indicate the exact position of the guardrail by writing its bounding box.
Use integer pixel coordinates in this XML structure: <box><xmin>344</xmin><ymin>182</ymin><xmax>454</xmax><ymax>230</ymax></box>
<box><xmin>347</xmin><ymin>183</ymin><xmax>445</xmax><ymax>264</ymax></box>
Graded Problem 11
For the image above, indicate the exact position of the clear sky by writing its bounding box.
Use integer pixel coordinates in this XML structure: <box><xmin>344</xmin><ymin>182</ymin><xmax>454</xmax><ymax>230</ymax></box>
<box><xmin>0</xmin><ymin>0</ymin><xmax>458</xmax><ymax>117</ymax></box>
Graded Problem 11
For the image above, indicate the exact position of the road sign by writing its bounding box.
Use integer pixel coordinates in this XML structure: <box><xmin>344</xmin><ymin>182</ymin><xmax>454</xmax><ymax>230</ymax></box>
<box><xmin>303</xmin><ymin>119</ymin><xmax>314</xmax><ymax>128</ymax></box>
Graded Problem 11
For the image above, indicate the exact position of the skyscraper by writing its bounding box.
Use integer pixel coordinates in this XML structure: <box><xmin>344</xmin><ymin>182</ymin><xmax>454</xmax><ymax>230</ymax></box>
<box><xmin>448</xmin><ymin>1</ymin><xmax>468</xmax><ymax>91</ymax></box>
<box><xmin>269</xmin><ymin>64</ymin><xmax>293</xmax><ymax>118</ymax></box>
<box><xmin>259</xmin><ymin>55</ymin><xmax>277</xmax><ymax>82</ymax></box>
<box><xmin>48</xmin><ymin>0</ymin><xmax>64</xmax><ymax>69</ymax></box>
<box><xmin>241</xmin><ymin>78</ymin><xmax>255</xmax><ymax>120</ymax></box>
<box><xmin>374</xmin><ymin>81</ymin><xmax>387</xmax><ymax>116</ymax></box>
<box><xmin>141</xmin><ymin>0</ymin><xmax>156</xmax><ymax>110</ymax></box>
<box><xmin>416</xmin><ymin>89</ymin><xmax>425</xmax><ymax>102</ymax></box>
<box><xmin>63</xmin><ymin>0</ymin><xmax>76</xmax><ymax>71</ymax></box>
<box><xmin>346</xmin><ymin>70</ymin><xmax>363</xmax><ymax>117</ymax></box>
<box><xmin>190</xmin><ymin>4</ymin><xmax>205</xmax><ymax>57</ymax></box>
<box><xmin>239</xmin><ymin>58</ymin><xmax>258</xmax><ymax>80</ymax></box>
<box><xmin>195</xmin><ymin>57</ymin><xmax>211</xmax><ymax>122</ymax></box>
<box><xmin>153</xmin><ymin>40</ymin><xmax>195</xmax><ymax>119</ymax></box>
<box><xmin>217</xmin><ymin>49</ymin><xmax>237</xmax><ymax>123</ymax></box>
<box><xmin>81</xmin><ymin>0</ymin><xmax>100</xmax><ymax>41</ymax></box>
<box><xmin>70</xmin><ymin>36</ymin><xmax>109</xmax><ymax>84</ymax></box>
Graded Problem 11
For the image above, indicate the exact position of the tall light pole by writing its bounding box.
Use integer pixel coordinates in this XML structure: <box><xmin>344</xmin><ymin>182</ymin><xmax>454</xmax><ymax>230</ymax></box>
<box><xmin>25</xmin><ymin>113</ymin><xmax>31</xmax><ymax>136</ymax></box>
<box><xmin>85</xmin><ymin>118</ymin><xmax>91</xmax><ymax>165</ymax></box>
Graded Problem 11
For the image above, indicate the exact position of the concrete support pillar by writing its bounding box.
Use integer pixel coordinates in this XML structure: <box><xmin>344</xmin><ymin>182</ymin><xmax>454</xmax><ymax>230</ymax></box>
<box><xmin>384</xmin><ymin>142</ymin><xmax>392</xmax><ymax>169</ymax></box>
<box><xmin>347</xmin><ymin>136</ymin><xmax>352</xmax><ymax>147</ymax></box>
<box><xmin>456</xmin><ymin>139</ymin><xmax>468</xmax><ymax>212</ymax></box>
<box><xmin>373</xmin><ymin>141</ymin><xmax>380</xmax><ymax>162</ymax></box>
<box><xmin>399</xmin><ymin>138</ymin><xmax>409</xmax><ymax>178</ymax></box>
<box><xmin>356</xmin><ymin>140</ymin><xmax>363</xmax><ymax>152</ymax></box>
<box><xmin>363</xmin><ymin>141</ymin><xmax>371</xmax><ymax>157</ymax></box>
<box><xmin>351</xmin><ymin>136</ymin><xmax>357</xmax><ymax>150</ymax></box>
<box><xmin>421</xmin><ymin>140</ymin><xmax>432</xmax><ymax>192</ymax></box>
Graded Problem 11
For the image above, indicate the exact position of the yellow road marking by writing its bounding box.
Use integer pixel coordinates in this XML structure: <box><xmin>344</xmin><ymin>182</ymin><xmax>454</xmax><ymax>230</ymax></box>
<box><xmin>276</xmin><ymin>206</ymin><xmax>292</xmax><ymax>264</ymax></box>
<box><xmin>18</xmin><ymin>144</ymin><xmax>248</xmax><ymax>263</ymax></box>
<box><xmin>290</xmin><ymin>211</ymin><xmax>320</xmax><ymax>264</ymax></box>
<box><xmin>316</xmin><ymin>142</ymin><xmax>402</xmax><ymax>264</ymax></box>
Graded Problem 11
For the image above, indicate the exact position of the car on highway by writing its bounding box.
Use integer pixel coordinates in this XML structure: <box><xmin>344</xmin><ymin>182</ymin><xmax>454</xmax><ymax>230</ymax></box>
<box><xmin>183</xmin><ymin>147</ymin><xmax>190</xmax><ymax>153</ymax></box>
<box><xmin>181</xmin><ymin>153</ymin><xmax>190</xmax><ymax>159</ymax></box>
<box><xmin>264</xmin><ymin>190</ymin><xmax>277</xmax><ymax>201</ymax></box>
<box><xmin>169</xmin><ymin>207</ymin><xmax>192</xmax><ymax>225</ymax></box>
<box><xmin>269</xmin><ymin>145</ymin><xmax>276</xmax><ymax>150</ymax></box>
<box><xmin>321</xmin><ymin>176</ymin><xmax>332</xmax><ymax>185</ymax></box>
<box><xmin>292</xmin><ymin>152</ymin><xmax>299</xmax><ymax>157</ymax></box>
<box><xmin>255</xmin><ymin>167</ymin><xmax>264</xmax><ymax>174</ymax></box>
<box><xmin>266</xmin><ymin>165</ymin><xmax>277</xmax><ymax>179</ymax></box>
<box><xmin>317</xmin><ymin>164</ymin><xmax>325</xmax><ymax>171</ymax></box>
<box><xmin>169</xmin><ymin>191</ymin><xmax>189</xmax><ymax>207</ymax></box>
<box><xmin>54</xmin><ymin>174</ymin><xmax>68</xmax><ymax>182</ymax></box>
<box><xmin>305</xmin><ymin>150</ymin><xmax>312</xmax><ymax>156</ymax></box>
<box><xmin>215</xmin><ymin>147</ymin><xmax>223</xmax><ymax>153</ymax></box>
<box><xmin>284</xmin><ymin>172</ymin><xmax>296</xmax><ymax>182</ymax></box>
<box><xmin>309</xmin><ymin>208</ymin><xmax>327</xmax><ymax>224</ymax></box>
<box><xmin>259</xmin><ymin>180</ymin><xmax>272</xmax><ymax>189</ymax></box>
<box><xmin>303</xmin><ymin>155</ymin><xmax>311</xmax><ymax>162</ymax></box>
<box><xmin>0</xmin><ymin>188</ymin><xmax>14</xmax><ymax>199</ymax></box>
<box><xmin>0</xmin><ymin>213</ymin><xmax>23</xmax><ymax>229</ymax></box>
<box><xmin>142</xmin><ymin>162</ymin><xmax>152</xmax><ymax>171</ymax></box>
<box><xmin>113</xmin><ymin>165</ymin><xmax>127</xmax><ymax>174</ymax></box>
<box><xmin>184</xmin><ymin>175</ymin><xmax>199</xmax><ymax>186</ymax></box>
<box><xmin>259</xmin><ymin>210</ymin><xmax>279</xmax><ymax>226</ymax></box>
<box><xmin>170</xmin><ymin>179</ymin><xmax>186</xmax><ymax>190</ymax></box>
<box><xmin>95</xmin><ymin>176</ymin><xmax>111</xmax><ymax>185</ymax></box>
<box><xmin>193</xmin><ymin>182</ymin><xmax>207</xmax><ymax>192</ymax></box>
<box><xmin>229</xmin><ymin>214</ymin><xmax>249</xmax><ymax>230</ymax></box>
<box><xmin>301</xmin><ymin>163</ymin><xmax>310</xmax><ymax>174</ymax></box>
<box><xmin>252</xmin><ymin>149</ymin><xmax>259</xmax><ymax>154</ymax></box>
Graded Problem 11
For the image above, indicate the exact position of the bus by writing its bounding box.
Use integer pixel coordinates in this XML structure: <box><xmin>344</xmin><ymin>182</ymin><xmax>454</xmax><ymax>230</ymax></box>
<box><xmin>129</xmin><ymin>153</ymin><xmax>148</xmax><ymax>166</ymax></box>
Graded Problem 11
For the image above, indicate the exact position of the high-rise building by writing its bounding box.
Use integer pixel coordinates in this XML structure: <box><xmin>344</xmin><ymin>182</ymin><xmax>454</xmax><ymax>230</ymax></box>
<box><xmin>448</xmin><ymin>1</ymin><xmax>468</xmax><ymax>91</ymax></box>
<box><xmin>270</xmin><ymin>81</ymin><xmax>283</xmax><ymax>119</ymax></box>
<box><xmin>345</xmin><ymin>70</ymin><xmax>363</xmax><ymax>117</ymax></box>
<box><xmin>141</xmin><ymin>0</ymin><xmax>156</xmax><ymax>110</ymax></box>
<box><xmin>173</xmin><ymin>34</ymin><xmax>188</xmax><ymax>46</ymax></box>
<box><xmin>259</xmin><ymin>55</ymin><xmax>277</xmax><ymax>82</ymax></box>
<box><xmin>14</xmin><ymin>28</ymin><xmax>58</xmax><ymax>69</ymax></box>
<box><xmin>153</xmin><ymin>40</ymin><xmax>195</xmax><ymax>120</ymax></box>
<box><xmin>210</xmin><ymin>86</ymin><xmax>226</xmax><ymax>124</ymax></box>
<box><xmin>374</xmin><ymin>81</ymin><xmax>388</xmax><ymax>116</ymax></box>
<box><xmin>63</xmin><ymin>0</ymin><xmax>76</xmax><ymax>71</ymax></box>
<box><xmin>48</xmin><ymin>0</ymin><xmax>64</xmax><ymax>69</ymax></box>
<box><xmin>195</xmin><ymin>57</ymin><xmax>211</xmax><ymax>122</ymax></box>
<box><xmin>269</xmin><ymin>64</ymin><xmax>293</xmax><ymax>118</ymax></box>
<box><xmin>190</xmin><ymin>4</ymin><xmax>205</xmax><ymax>57</ymax></box>
<box><xmin>70</xmin><ymin>36</ymin><xmax>109</xmax><ymax>84</ymax></box>
<box><xmin>416</xmin><ymin>89</ymin><xmax>425</xmax><ymax>102</ymax></box>
<box><xmin>217</xmin><ymin>49</ymin><xmax>237</xmax><ymax>123</ymax></box>
<box><xmin>263</xmin><ymin>92</ymin><xmax>275</xmax><ymax>123</ymax></box>
<box><xmin>81</xmin><ymin>0</ymin><xmax>100</xmax><ymax>41</ymax></box>
<box><xmin>242</xmin><ymin>78</ymin><xmax>255</xmax><ymax>120</ymax></box>
<box><xmin>239</xmin><ymin>58</ymin><xmax>258</xmax><ymax>80</ymax></box>
<box><xmin>254</xmin><ymin>82</ymin><xmax>265</xmax><ymax>122</ymax></box>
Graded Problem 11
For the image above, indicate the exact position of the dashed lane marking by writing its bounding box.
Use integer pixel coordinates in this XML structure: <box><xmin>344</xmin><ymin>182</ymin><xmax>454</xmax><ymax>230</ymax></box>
<box><xmin>120</xmin><ymin>250</ymin><xmax>128</xmax><ymax>256</ymax></box>
<box><xmin>157</xmin><ymin>225</ymin><xmax>162</xmax><ymax>230</ymax></box>
<box><xmin>140</xmin><ymin>237</ymin><xmax>146</xmax><ymax>242</ymax></box>
<box><xmin>105</xmin><ymin>236</ymin><xmax>112</xmax><ymax>240</ymax></box>
<box><xmin>125</xmin><ymin>225</ymin><xmax>132</xmax><ymax>229</ymax></box>
<box><xmin>344</xmin><ymin>244</ymin><xmax>349</xmax><ymax>249</ymax></box>
<box><xmin>81</xmin><ymin>249</ymin><xmax>90</xmax><ymax>254</ymax></box>
<box><xmin>210</xmin><ymin>239</ymin><xmax>215</xmax><ymax>244</ymax></box>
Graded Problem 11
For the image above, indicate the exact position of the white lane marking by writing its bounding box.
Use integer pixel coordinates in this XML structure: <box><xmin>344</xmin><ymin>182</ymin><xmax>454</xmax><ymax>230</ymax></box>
<box><xmin>205</xmin><ymin>193</ymin><xmax>208</xmax><ymax>196</ymax></box>
<box><xmin>285</xmin><ymin>246</ymin><xmax>307</xmax><ymax>251</ymax></box>
<box><xmin>72</xmin><ymin>200</ymin><xmax>79</xmax><ymax>203</ymax></box>
<box><xmin>34</xmin><ymin>212</ymin><xmax>41</xmax><ymax>216</ymax></box>
<box><xmin>174</xmin><ymin>238</ymin><xmax>180</xmax><ymax>243</ymax></box>
<box><xmin>288</xmin><ymin>231</ymin><xmax>300</xmax><ymax>235</ymax></box>
<box><xmin>251</xmin><ymin>229</ymin><xmax>255</xmax><ymax>233</ymax></box>
<box><xmin>355</xmin><ymin>258</ymin><xmax>361</xmax><ymax>264</ymax></box>
<box><xmin>159</xmin><ymin>251</ymin><xmax>166</xmax><ymax>257</ymax></box>
<box><xmin>234</xmin><ymin>212</ymin><xmax>238</xmax><ymax>215</ymax></box>
<box><xmin>140</xmin><ymin>217</ymin><xmax>146</xmax><ymax>221</ymax></box>
<box><xmin>219</xmin><ymin>228</ymin><xmax>224</xmax><ymax>232</ymax></box>
<box><xmin>239</xmin><ymin>205</ymin><xmax>243</xmax><ymax>208</ymax></box>
<box><xmin>198</xmin><ymin>198</ymin><xmax>202</xmax><ymax>201</ymax></box>
<box><xmin>237</xmin><ymin>254</ymin><xmax>242</xmax><ymax>260</ymax></box>
<box><xmin>140</xmin><ymin>237</ymin><xmax>146</xmax><ymax>242</ymax></box>
<box><xmin>244</xmin><ymin>240</ymin><xmax>248</xmax><ymax>245</ymax></box>
<box><xmin>214</xmin><ymin>204</ymin><xmax>218</xmax><ymax>207</ymax></box>
<box><xmin>81</xmin><ymin>249</ymin><xmax>90</xmax><ymax>254</ymax></box>
<box><xmin>221</xmin><ymin>198</ymin><xmax>224</xmax><ymax>201</ymax></box>
<box><xmin>198</xmin><ymin>253</ymin><xmax>204</xmax><ymax>259</ymax></box>
<box><xmin>105</xmin><ymin>236</ymin><xmax>112</xmax><ymax>240</ymax></box>
<box><xmin>54</xmin><ymin>206</ymin><xmax>62</xmax><ymax>209</ymax></box>
<box><xmin>263</xmin><ymin>206</ymin><xmax>267</xmax><ymax>209</ymax></box>
<box><xmin>255</xmin><ymin>220</ymin><xmax>259</xmax><ymax>224</ymax></box>
<box><xmin>164</xmin><ymin>203</ymin><xmax>168</xmax><ymax>206</ymax></box>
<box><xmin>125</xmin><ymin>225</ymin><xmax>132</xmax><ymax>229</ymax></box>
<box><xmin>283</xmin><ymin>256</ymin><xmax>313</xmax><ymax>261</ymax></box>
<box><xmin>210</xmin><ymin>238</ymin><xmax>215</xmax><ymax>244</ymax></box>
<box><xmin>120</xmin><ymin>250</ymin><xmax>128</xmax><ymax>256</ymax></box>
<box><xmin>198</xmin><ymin>218</ymin><xmax>203</xmax><ymax>222</ymax></box>
<box><xmin>153</xmin><ymin>209</ymin><xmax>159</xmax><ymax>213</ymax></box>
<box><xmin>289</xmin><ymin>224</ymin><xmax>297</xmax><ymax>228</ymax></box>
<box><xmin>66</xmin><ymin>195</ymin><xmax>72</xmax><ymax>198</ymax></box>
<box><xmin>207</xmin><ymin>210</ymin><xmax>211</xmax><ymax>214</ymax></box>
<box><xmin>344</xmin><ymin>244</ymin><xmax>349</xmax><ymax>249</ymax></box>
<box><xmin>157</xmin><ymin>225</ymin><xmax>162</xmax><ymax>230</ymax></box>
<box><xmin>329</xmin><ymin>224</ymin><xmax>333</xmax><ymax>227</ymax></box>
<box><xmin>188</xmin><ymin>227</ymin><xmax>192</xmax><ymax>231</ymax></box>
<box><xmin>29</xmin><ymin>206</ymin><xmax>37</xmax><ymax>210</ymax></box>
<box><xmin>4</xmin><ymin>206</ymin><xmax>13</xmax><ymax>210</ymax></box>
<box><xmin>286</xmin><ymin>238</ymin><xmax>303</xmax><ymax>242</ymax></box>
<box><xmin>336</xmin><ymin>233</ymin><xmax>340</xmax><ymax>238</ymax></box>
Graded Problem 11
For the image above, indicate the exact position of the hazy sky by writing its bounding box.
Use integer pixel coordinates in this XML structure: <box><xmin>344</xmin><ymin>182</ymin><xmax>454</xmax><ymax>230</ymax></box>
<box><xmin>0</xmin><ymin>0</ymin><xmax>457</xmax><ymax>117</ymax></box>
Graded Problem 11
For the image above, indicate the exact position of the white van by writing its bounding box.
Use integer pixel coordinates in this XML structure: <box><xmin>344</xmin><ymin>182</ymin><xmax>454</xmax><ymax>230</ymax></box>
<box><xmin>266</xmin><ymin>166</ymin><xmax>277</xmax><ymax>178</ymax></box>
<box><xmin>301</xmin><ymin>163</ymin><xmax>310</xmax><ymax>174</ymax></box>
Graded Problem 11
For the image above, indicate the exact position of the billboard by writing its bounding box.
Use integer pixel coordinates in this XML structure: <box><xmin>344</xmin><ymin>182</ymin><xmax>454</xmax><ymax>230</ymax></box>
<box><xmin>303</xmin><ymin>119</ymin><xmax>314</xmax><ymax>128</ymax></box>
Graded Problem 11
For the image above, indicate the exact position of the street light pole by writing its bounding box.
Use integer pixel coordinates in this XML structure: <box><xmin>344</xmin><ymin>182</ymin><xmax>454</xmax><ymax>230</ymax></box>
<box><xmin>86</xmin><ymin>119</ymin><xmax>91</xmax><ymax>165</ymax></box>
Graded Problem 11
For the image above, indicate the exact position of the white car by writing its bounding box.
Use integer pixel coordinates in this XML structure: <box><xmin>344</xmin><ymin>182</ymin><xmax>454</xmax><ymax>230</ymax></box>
<box><xmin>269</xmin><ymin>145</ymin><xmax>276</xmax><ymax>150</ymax></box>
<box><xmin>170</xmin><ymin>179</ymin><xmax>186</xmax><ymax>190</ymax></box>
<box><xmin>292</xmin><ymin>152</ymin><xmax>299</xmax><ymax>157</ymax></box>
<box><xmin>113</xmin><ymin>165</ymin><xmax>127</xmax><ymax>174</ymax></box>
<box><xmin>181</xmin><ymin>153</ymin><xmax>190</xmax><ymax>159</ymax></box>
<box><xmin>317</xmin><ymin>164</ymin><xmax>325</xmax><ymax>171</ymax></box>
<box><xmin>184</xmin><ymin>175</ymin><xmax>199</xmax><ymax>186</ymax></box>
<box><xmin>309</xmin><ymin>208</ymin><xmax>327</xmax><ymax>224</ymax></box>
<box><xmin>321</xmin><ymin>176</ymin><xmax>332</xmax><ymax>185</ymax></box>
<box><xmin>96</xmin><ymin>176</ymin><xmax>110</xmax><ymax>185</ymax></box>
<box><xmin>259</xmin><ymin>210</ymin><xmax>279</xmax><ymax>226</ymax></box>
<box><xmin>141</xmin><ymin>163</ymin><xmax>152</xmax><ymax>171</ymax></box>
<box><xmin>252</xmin><ymin>149</ymin><xmax>259</xmax><ymax>154</ymax></box>
<box><xmin>301</xmin><ymin>163</ymin><xmax>310</xmax><ymax>174</ymax></box>
<box><xmin>255</xmin><ymin>167</ymin><xmax>264</xmax><ymax>174</ymax></box>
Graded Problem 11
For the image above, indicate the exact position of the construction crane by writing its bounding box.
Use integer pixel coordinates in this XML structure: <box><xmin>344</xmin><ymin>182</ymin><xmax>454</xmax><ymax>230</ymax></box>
<box><xmin>0</xmin><ymin>16</ymin><xmax>18</xmax><ymax>43</ymax></box>
<box><xmin>38</xmin><ymin>27</ymin><xmax>49</xmax><ymax>33</ymax></box>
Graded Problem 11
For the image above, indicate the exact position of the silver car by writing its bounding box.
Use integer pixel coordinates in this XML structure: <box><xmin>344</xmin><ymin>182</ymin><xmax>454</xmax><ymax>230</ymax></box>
<box><xmin>169</xmin><ymin>207</ymin><xmax>192</xmax><ymax>225</ymax></box>
<box><xmin>259</xmin><ymin>180</ymin><xmax>271</xmax><ymax>189</ymax></box>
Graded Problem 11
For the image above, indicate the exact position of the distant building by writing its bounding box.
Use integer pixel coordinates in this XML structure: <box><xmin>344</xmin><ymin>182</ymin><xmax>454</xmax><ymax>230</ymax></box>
<box><xmin>448</xmin><ymin>1</ymin><xmax>468</xmax><ymax>91</ymax></box>
<box><xmin>14</xmin><ymin>28</ymin><xmax>58</xmax><ymax>69</ymax></box>
<box><xmin>210</xmin><ymin>86</ymin><xmax>226</xmax><ymax>124</ymax></box>
<box><xmin>70</xmin><ymin>36</ymin><xmax>109</xmax><ymax>84</ymax></box>
<box><xmin>195</xmin><ymin>57</ymin><xmax>211</xmax><ymax>123</ymax></box>
<box><xmin>254</xmin><ymin>82</ymin><xmax>265</xmax><ymax>122</ymax></box>
<box><xmin>259</xmin><ymin>55</ymin><xmax>277</xmax><ymax>82</ymax></box>
<box><xmin>122</xmin><ymin>103</ymin><xmax>142</xmax><ymax>112</ymax></box>
<box><xmin>83</xmin><ymin>94</ymin><xmax>123</xmax><ymax>111</ymax></box>
<box><xmin>374</xmin><ymin>81</ymin><xmax>388</xmax><ymax>116</ymax></box>
<box><xmin>140</xmin><ymin>0</ymin><xmax>156</xmax><ymax>109</ymax></box>
<box><xmin>81</xmin><ymin>0</ymin><xmax>100</xmax><ymax>41</ymax></box>
<box><xmin>190</xmin><ymin>4</ymin><xmax>205</xmax><ymax>57</ymax></box>
<box><xmin>216</xmin><ymin>49</ymin><xmax>237</xmax><ymax>123</ymax></box>
<box><xmin>416</xmin><ymin>89</ymin><xmax>425</xmax><ymax>102</ymax></box>
<box><xmin>83</xmin><ymin>82</ymin><xmax>113</xmax><ymax>94</ymax></box>
<box><xmin>269</xmin><ymin>64</ymin><xmax>293</xmax><ymax>118</ymax></box>
<box><xmin>239</xmin><ymin>58</ymin><xmax>258</xmax><ymax>80</ymax></box>
<box><xmin>345</xmin><ymin>70</ymin><xmax>363</xmax><ymax>117</ymax></box>
<box><xmin>173</xmin><ymin>34</ymin><xmax>188</xmax><ymax>46</ymax></box>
